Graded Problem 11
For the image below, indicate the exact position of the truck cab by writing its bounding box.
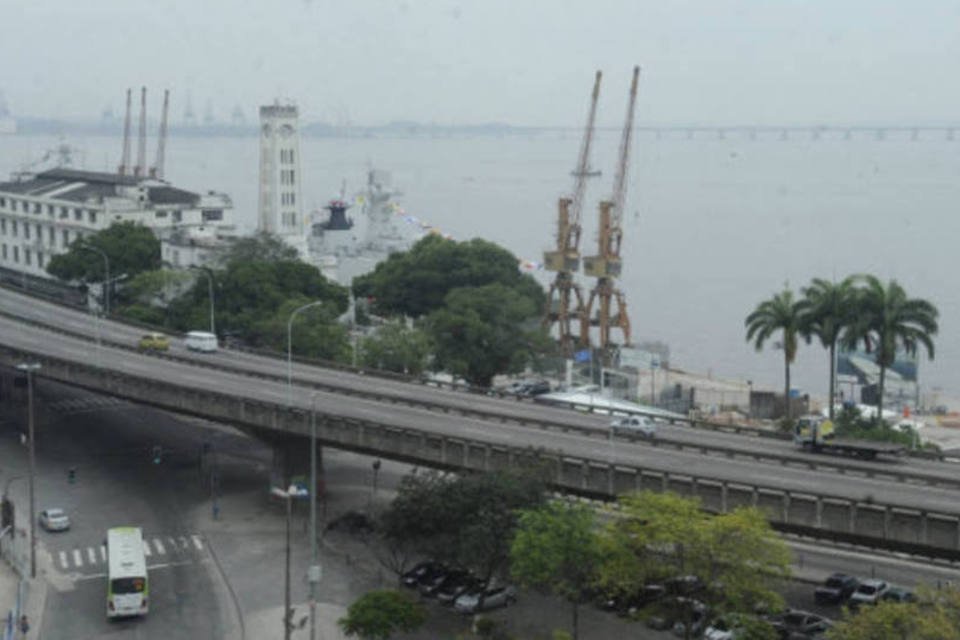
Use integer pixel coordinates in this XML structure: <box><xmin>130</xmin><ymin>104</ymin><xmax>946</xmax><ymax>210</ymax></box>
<box><xmin>794</xmin><ymin>415</ymin><xmax>834</xmax><ymax>448</ymax></box>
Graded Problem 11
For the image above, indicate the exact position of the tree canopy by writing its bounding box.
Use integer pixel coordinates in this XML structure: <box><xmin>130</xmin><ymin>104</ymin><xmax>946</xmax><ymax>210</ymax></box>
<box><xmin>745</xmin><ymin>287</ymin><xmax>804</xmax><ymax>420</ymax></box>
<box><xmin>352</xmin><ymin>234</ymin><xmax>544</xmax><ymax>319</ymax></box>
<box><xmin>337</xmin><ymin>589</ymin><xmax>427</xmax><ymax>640</ymax></box>
<box><xmin>380</xmin><ymin>469</ymin><xmax>546</xmax><ymax>585</ymax></box>
<box><xmin>828</xmin><ymin>586</ymin><xmax>960</xmax><ymax>640</ymax></box>
<box><xmin>359</xmin><ymin>321</ymin><xmax>432</xmax><ymax>375</ymax></box>
<box><xmin>47</xmin><ymin>221</ymin><xmax>161</xmax><ymax>283</ymax></box>
<box><xmin>511</xmin><ymin>501</ymin><xmax>605</xmax><ymax>640</ymax></box>
<box><xmin>423</xmin><ymin>283</ymin><xmax>550</xmax><ymax>387</ymax></box>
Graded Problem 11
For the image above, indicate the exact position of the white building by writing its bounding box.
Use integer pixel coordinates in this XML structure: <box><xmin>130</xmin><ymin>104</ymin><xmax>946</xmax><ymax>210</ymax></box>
<box><xmin>258</xmin><ymin>102</ymin><xmax>307</xmax><ymax>257</ymax></box>
<box><xmin>0</xmin><ymin>167</ymin><xmax>235</xmax><ymax>278</ymax></box>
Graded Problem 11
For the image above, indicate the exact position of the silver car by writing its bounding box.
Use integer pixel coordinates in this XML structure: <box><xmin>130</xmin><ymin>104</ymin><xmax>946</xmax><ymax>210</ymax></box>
<box><xmin>39</xmin><ymin>508</ymin><xmax>70</xmax><ymax>532</ymax></box>
<box><xmin>454</xmin><ymin>585</ymin><xmax>517</xmax><ymax>613</ymax></box>
<box><xmin>610</xmin><ymin>415</ymin><xmax>657</xmax><ymax>438</ymax></box>
<box><xmin>849</xmin><ymin>579</ymin><xmax>888</xmax><ymax>607</ymax></box>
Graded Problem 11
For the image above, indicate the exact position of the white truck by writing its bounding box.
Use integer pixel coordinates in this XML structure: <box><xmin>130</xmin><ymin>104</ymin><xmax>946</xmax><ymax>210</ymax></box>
<box><xmin>793</xmin><ymin>415</ymin><xmax>906</xmax><ymax>460</ymax></box>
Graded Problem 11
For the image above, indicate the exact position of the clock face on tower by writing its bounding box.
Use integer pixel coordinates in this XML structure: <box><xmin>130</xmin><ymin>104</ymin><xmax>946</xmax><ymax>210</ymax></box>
<box><xmin>279</xmin><ymin>124</ymin><xmax>294</xmax><ymax>138</ymax></box>
<box><xmin>261</xmin><ymin>123</ymin><xmax>271</xmax><ymax>137</ymax></box>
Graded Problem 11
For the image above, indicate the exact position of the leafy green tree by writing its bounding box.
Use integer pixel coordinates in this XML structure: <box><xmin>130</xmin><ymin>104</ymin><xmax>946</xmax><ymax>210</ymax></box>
<box><xmin>511</xmin><ymin>501</ymin><xmax>604</xmax><ymax>640</ymax></box>
<box><xmin>47</xmin><ymin>221</ymin><xmax>161</xmax><ymax>282</ymax></box>
<box><xmin>353</xmin><ymin>235</ymin><xmax>544</xmax><ymax>319</ymax></box>
<box><xmin>599</xmin><ymin>492</ymin><xmax>789</xmax><ymax>638</ymax></box>
<box><xmin>381</xmin><ymin>469</ymin><xmax>546</xmax><ymax>585</ymax></box>
<box><xmin>842</xmin><ymin>276</ymin><xmax>938</xmax><ymax>422</ymax></box>
<box><xmin>827</xmin><ymin>586</ymin><xmax>960</xmax><ymax>640</ymax></box>
<box><xmin>338</xmin><ymin>589</ymin><xmax>427</xmax><ymax>640</ymax></box>
<box><xmin>359</xmin><ymin>321</ymin><xmax>432</xmax><ymax>375</ymax></box>
<box><xmin>424</xmin><ymin>283</ymin><xmax>549</xmax><ymax>387</ymax></box>
<box><xmin>798</xmin><ymin>277</ymin><xmax>858</xmax><ymax>421</ymax></box>
<box><xmin>251</xmin><ymin>297</ymin><xmax>351</xmax><ymax>362</ymax></box>
<box><xmin>745</xmin><ymin>288</ymin><xmax>804</xmax><ymax>420</ymax></box>
<box><xmin>217</xmin><ymin>231</ymin><xmax>300</xmax><ymax>265</ymax></box>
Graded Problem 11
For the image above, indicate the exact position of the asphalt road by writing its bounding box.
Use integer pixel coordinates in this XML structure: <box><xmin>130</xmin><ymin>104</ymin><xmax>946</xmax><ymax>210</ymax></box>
<box><xmin>5</xmin><ymin>314</ymin><xmax>960</xmax><ymax>525</ymax></box>
<box><xmin>0</xmin><ymin>381</ymin><xmax>242</xmax><ymax>639</ymax></box>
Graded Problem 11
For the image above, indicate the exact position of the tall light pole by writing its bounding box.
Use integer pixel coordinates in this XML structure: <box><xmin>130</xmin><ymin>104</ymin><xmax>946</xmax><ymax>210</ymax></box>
<box><xmin>309</xmin><ymin>393</ymin><xmax>321</xmax><ymax>640</ymax></box>
<box><xmin>286</xmin><ymin>301</ymin><xmax>324</xmax><ymax>405</ymax></box>
<box><xmin>189</xmin><ymin>266</ymin><xmax>216</xmax><ymax>335</ymax></box>
<box><xmin>272</xmin><ymin>484</ymin><xmax>308</xmax><ymax>640</ymax></box>
<box><xmin>79</xmin><ymin>243</ymin><xmax>110</xmax><ymax>315</ymax></box>
<box><xmin>16</xmin><ymin>362</ymin><xmax>40</xmax><ymax>579</ymax></box>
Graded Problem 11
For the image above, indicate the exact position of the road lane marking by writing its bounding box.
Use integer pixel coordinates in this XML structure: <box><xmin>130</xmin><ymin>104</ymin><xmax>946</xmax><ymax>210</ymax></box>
<box><xmin>87</xmin><ymin>547</ymin><xmax>96</xmax><ymax>564</ymax></box>
<box><xmin>100</xmin><ymin>545</ymin><xmax>106</xmax><ymax>561</ymax></box>
<box><xmin>58</xmin><ymin>551</ymin><xmax>68</xmax><ymax>569</ymax></box>
<box><xmin>179</xmin><ymin>536</ymin><xmax>189</xmax><ymax>550</ymax></box>
<box><xmin>154</xmin><ymin>538</ymin><xmax>165</xmax><ymax>555</ymax></box>
<box><xmin>72</xmin><ymin>549</ymin><xmax>83</xmax><ymax>567</ymax></box>
<box><xmin>167</xmin><ymin>536</ymin><xmax>177</xmax><ymax>552</ymax></box>
<box><xmin>74</xmin><ymin>559</ymin><xmax>196</xmax><ymax>582</ymax></box>
<box><xmin>142</xmin><ymin>541</ymin><xmax>152</xmax><ymax>557</ymax></box>
<box><xmin>191</xmin><ymin>535</ymin><xmax>203</xmax><ymax>551</ymax></box>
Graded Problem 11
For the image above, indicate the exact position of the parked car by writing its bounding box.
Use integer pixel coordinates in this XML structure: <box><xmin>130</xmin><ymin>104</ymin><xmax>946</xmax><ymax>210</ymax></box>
<box><xmin>767</xmin><ymin>610</ymin><xmax>832</xmax><ymax>637</ymax></box>
<box><xmin>453</xmin><ymin>584</ymin><xmax>517</xmax><ymax>613</ymax></box>
<box><xmin>420</xmin><ymin>569</ymin><xmax>470</xmax><ymax>597</ymax></box>
<box><xmin>185</xmin><ymin>330</ymin><xmax>218</xmax><ymax>353</ymax></box>
<box><xmin>814</xmin><ymin>573</ymin><xmax>859</xmax><ymax>604</ymax></box>
<box><xmin>137</xmin><ymin>332</ymin><xmax>170</xmax><ymax>352</ymax></box>
<box><xmin>672</xmin><ymin>599</ymin><xmax>708</xmax><ymax>637</ymax></box>
<box><xmin>881</xmin><ymin>586</ymin><xmax>916</xmax><ymax>603</ymax></box>
<box><xmin>436</xmin><ymin>575</ymin><xmax>480</xmax><ymax>605</ymax></box>
<box><xmin>599</xmin><ymin>584</ymin><xmax>666</xmax><ymax>617</ymax></box>
<box><xmin>610</xmin><ymin>415</ymin><xmax>658</xmax><ymax>438</ymax></box>
<box><xmin>704</xmin><ymin>614</ymin><xmax>778</xmax><ymax>640</ymax></box>
<box><xmin>849</xmin><ymin>579</ymin><xmax>888</xmax><ymax>607</ymax></box>
<box><xmin>39</xmin><ymin>508</ymin><xmax>70</xmax><ymax>532</ymax></box>
<box><xmin>400</xmin><ymin>562</ymin><xmax>445</xmax><ymax>588</ymax></box>
<box><xmin>500</xmin><ymin>379</ymin><xmax>551</xmax><ymax>397</ymax></box>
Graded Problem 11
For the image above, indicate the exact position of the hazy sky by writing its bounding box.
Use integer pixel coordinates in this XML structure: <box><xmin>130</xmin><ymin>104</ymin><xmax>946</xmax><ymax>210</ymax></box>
<box><xmin>3</xmin><ymin>0</ymin><xmax>960</xmax><ymax>126</ymax></box>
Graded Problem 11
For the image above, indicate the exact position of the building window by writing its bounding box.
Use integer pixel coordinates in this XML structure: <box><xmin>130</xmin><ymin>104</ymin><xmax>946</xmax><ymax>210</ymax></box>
<box><xmin>172</xmin><ymin>210</ymin><xmax>182</xmax><ymax>222</ymax></box>
<box><xmin>289</xmin><ymin>150</ymin><xmax>295</xmax><ymax>163</ymax></box>
<box><xmin>11</xmin><ymin>220</ymin><xmax>17</xmax><ymax>237</ymax></box>
<box><xmin>37</xmin><ymin>252</ymin><xmax>44</xmax><ymax>268</ymax></box>
<box><xmin>289</xmin><ymin>170</ymin><xmax>295</xmax><ymax>185</ymax></box>
<box><xmin>60</xmin><ymin>207</ymin><xmax>68</xmax><ymax>219</ymax></box>
<box><xmin>62</xmin><ymin>229</ymin><xmax>69</xmax><ymax>246</ymax></box>
<box><xmin>24</xmin><ymin>249</ymin><xmax>31</xmax><ymax>266</ymax></box>
<box><xmin>48</xmin><ymin>227</ymin><xmax>54</xmax><ymax>245</ymax></box>
<box><xmin>23</xmin><ymin>223</ymin><xmax>28</xmax><ymax>240</ymax></box>
<box><xmin>1</xmin><ymin>244</ymin><xmax>5</xmax><ymax>259</ymax></box>
<box><xmin>0</xmin><ymin>218</ymin><xmax>5</xmax><ymax>234</ymax></box>
<box><xmin>0</xmin><ymin>197</ymin><xmax>5</xmax><ymax>208</ymax></box>
<box><xmin>155</xmin><ymin>210</ymin><xmax>168</xmax><ymax>219</ymax></box>
<box><xmin>89</xmin><ymin>211</ymin><xmax>97</xmax><ymax>224</ymax></box>
<box><xmin>13</xmin><ymin>246</ymin><xmax>19</xmax><ymax>263</ymax></box>
<box><xmin>33</xmin><ymin>202</ymin><xmax>41</xmax><ymax>214</ymax></box>
<box><xmin>202</xmin><ymin>209</ymin><xmax>223</xmax><ymax>222</ymax></box>
<box><xmin>47</xmin><ymin>205</ymin><xmax>54</xmax><ymax>215</ymax></box>
<box><xmin>74</xmin><ymin>208</ymin><xmax>82</xmax><ymax>221</ymax></box>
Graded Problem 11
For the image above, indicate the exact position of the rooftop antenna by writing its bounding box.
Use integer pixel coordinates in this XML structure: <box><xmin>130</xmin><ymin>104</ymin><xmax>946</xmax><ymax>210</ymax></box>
<box><xmin>150</xmin><ymin>89</ymin><xmax>170</xmax><ymax>179</ymax></box>
<box><xmin>134</xmin><ymin>86</ymin><xmax>147</xmax><ymax>178</ymax></box>
<box><xmin>118</xmin><ymin>88</ymin><xmax>132</xmax><ymax>175</ymax></box>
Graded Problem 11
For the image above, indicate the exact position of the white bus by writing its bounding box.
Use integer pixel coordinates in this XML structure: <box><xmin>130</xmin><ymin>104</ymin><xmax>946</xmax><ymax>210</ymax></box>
<box><xmin>106</xmin><ymin>527</ymin><xmax>149</xmax><ymax>618</ymax></box>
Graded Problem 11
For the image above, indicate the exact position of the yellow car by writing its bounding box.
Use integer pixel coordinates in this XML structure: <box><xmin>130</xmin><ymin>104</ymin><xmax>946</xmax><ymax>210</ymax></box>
<box><xmin>138</xmin><ymin>332</ymin><xmax>170</xmax><ymax>352</ymax></box>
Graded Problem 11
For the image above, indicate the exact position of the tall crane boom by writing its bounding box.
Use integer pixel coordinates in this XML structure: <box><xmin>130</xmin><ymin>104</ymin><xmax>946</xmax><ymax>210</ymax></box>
<box><xmin>581</xmin><ymin>65</ymin><xmax>641</xmax><ymax>357</ymax></box>
<box><xmin>135</xmin><ymin>86</ymin><xmax>147</xmax><ymax>178</ymax></box>
<box><xmin>118</xmin><ymin>89</ymin><xmax>132</xmax><ymax>176</ymax></box>
<box><xmin>542</xmin><ymin>71</ymin><xmax>603</xmax><ymax>357</ymax></box>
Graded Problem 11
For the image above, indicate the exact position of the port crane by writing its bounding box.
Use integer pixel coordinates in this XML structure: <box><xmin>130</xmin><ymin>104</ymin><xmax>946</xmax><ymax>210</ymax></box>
<box><xmin>542</xmin><ymin>70</ymin><xmax>602</xmax><ymax>357</ymax></box>
<box><xmin>581</xmin><ymin>65</ymin><xmax>640</xmax><ymax>359</ymax></box>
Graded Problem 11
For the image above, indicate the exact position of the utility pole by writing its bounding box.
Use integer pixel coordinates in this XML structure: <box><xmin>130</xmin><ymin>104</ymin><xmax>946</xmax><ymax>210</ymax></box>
<box><xmin>17</xmin><ymin>363</ymin><xmax>41</xmax><ymax>579</ymax></box>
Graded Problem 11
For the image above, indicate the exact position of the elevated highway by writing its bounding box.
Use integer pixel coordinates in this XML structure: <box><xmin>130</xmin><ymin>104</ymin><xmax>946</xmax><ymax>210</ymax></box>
<box><xmin>1</xmin><ymin>287</ymin><xmax>959</xmax><ymax>555</ymax></box>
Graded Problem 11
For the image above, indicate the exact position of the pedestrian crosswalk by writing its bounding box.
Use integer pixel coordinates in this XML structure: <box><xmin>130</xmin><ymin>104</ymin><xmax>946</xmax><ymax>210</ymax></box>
<box><xmin>48</xmin><ymin>396</ymin><xmax>133</xmax><ymax>415</ymax></box>
<box><xmin>52</xmin><ymin>533</ymin><xmax>205</xmax><ymax>573</ymax></box>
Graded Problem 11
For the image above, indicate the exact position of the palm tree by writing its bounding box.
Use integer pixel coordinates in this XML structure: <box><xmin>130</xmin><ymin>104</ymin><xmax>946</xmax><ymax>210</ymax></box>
<box><xmin>745</xmin><ymin>288</ymin><xmax>804</xmax><ymax>420</ymax></box>
<box><xmin>843</xmin><ymin>276</ymin><xmax>938</xmax><ymax>422</ymax></box>
<box><xmin>798</xmin><ymin>277</ymin><xmax>858</xmax><ymax>421</ymax></box>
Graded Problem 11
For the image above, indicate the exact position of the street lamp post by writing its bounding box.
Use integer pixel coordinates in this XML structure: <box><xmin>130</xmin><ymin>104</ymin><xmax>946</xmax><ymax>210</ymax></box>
<box><xmin>16</xmin><ymin>363</ymin><xmax>40</xmax><ymax>579</ymax></box>
<box><xmin>286</xmin><ymin>301</ymin><xmax>325</xmax><ymax>405</ymax></box>
<box><xmin>79</xmin><ymin>243</ymin><xmax>110</xmax><ymax>315</ymax></box>
<box><xmin>309</xmin><ymin>393</ymin><xmax>321</xmax><ymax>640</ymax></box>
<box><xmin>189</xmin><ymin>266</ymin><xmax>216</xmax><ymax>335</ymax></box>
<box><xmin>272</xmin><ymin>484</ymin><xmax>308</xmax><ymax>640</ymax></box>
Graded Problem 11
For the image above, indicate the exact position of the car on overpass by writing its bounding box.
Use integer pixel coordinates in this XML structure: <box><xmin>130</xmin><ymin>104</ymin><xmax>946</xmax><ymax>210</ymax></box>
<box><xmin>610</xmin><ymin>415</ymin><xmax>657</xmax><ymax>438</ymax></box>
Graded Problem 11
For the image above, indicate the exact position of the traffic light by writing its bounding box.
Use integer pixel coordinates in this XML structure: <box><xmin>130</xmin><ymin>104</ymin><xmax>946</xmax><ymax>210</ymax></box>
<box><xmin>152</xmin><ymin>445</ymin><xmax>162</xmax><ymax>465</ymax></box>
<box><xmin>67</xmin><ymin>467</ymin><xmax>77</xmax><ymax>484</ymax></box>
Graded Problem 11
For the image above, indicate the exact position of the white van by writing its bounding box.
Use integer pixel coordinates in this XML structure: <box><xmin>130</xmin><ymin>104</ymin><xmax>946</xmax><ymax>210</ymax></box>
<box><xmin>185</xmin><ymin>331</ymin><xmax>218</xmax><ymax>353</ymax></box>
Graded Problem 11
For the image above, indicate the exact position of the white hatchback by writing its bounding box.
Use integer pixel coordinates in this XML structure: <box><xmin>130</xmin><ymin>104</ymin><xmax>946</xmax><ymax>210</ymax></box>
<box><xmin>610</xmin><ymin>415</ymin><xmax>657</xmax><ymax>438</ymax></box>
<box><xmin>39</xmin><ymin>508</ymin><xmax>71</xmax><ymax>532</ymax></box>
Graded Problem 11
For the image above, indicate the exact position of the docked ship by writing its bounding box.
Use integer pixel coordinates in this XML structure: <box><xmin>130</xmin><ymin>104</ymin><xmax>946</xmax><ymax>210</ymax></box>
<box><xmin>307</xmin><ymin>169</ymin><xmax>424</xmax><ymax>286</ymax></box>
